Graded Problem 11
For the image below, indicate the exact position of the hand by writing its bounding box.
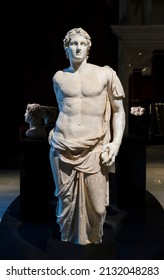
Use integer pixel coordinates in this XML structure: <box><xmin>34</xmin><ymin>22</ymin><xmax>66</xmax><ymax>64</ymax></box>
<box><xmin>101</xmin><ymin>142</ymin><xmax>120</xmax><ymax>166</ymax></box>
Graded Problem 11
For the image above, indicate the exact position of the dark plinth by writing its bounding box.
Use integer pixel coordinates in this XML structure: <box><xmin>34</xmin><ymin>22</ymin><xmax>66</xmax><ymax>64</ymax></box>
<box><xmin>20</xmin><ymin>139</ymin><xmax>55</xmax><ymax>222</ymax></box>
<box><xmin>111</xmin><ymin>135</ymin><xmax>146</xmax><ymax>210</ymax></box>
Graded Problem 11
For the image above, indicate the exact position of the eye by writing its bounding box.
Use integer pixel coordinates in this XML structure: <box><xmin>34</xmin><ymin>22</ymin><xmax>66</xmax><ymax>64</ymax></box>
<box><xmin>70</xmin><ymin>41</ymin><xmax>77</xmax><ymax>46</ymax></box>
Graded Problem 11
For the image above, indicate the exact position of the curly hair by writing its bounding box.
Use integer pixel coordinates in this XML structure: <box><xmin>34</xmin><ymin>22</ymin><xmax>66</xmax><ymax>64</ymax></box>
<box><xmin>26</xmin><ymin>103</ymin><xmax>46</xmax><ymax>118</ymax></box>
<box><xmin>63</xmin><ymin>27</ymin><xmax>92</xmax><ymax>60</ymax></box>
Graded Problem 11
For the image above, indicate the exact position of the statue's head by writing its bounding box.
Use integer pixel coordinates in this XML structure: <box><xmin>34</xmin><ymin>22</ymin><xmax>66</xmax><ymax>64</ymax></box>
<box><xmin>24</xmin><ymin>103</ymin><xmax>46</xmax><ymax>123</ymax></box>
<box><xmin>63</xmin><ymin>27</ymin><xmax>92</xmax><ymax>60</ymax></box>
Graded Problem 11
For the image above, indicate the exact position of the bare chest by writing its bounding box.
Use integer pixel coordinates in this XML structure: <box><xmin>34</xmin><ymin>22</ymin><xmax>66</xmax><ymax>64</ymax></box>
<box><xmin>58</xmin><ymin>72</ymin><xmax>105</xmax><ymax>97</ymax></box>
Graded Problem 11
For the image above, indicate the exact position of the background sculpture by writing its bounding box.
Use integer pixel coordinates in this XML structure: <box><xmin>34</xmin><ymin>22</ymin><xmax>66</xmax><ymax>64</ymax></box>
<box><xmin>24</xmin><ymin>103</ymin><xmax>58</xmax><ymax>140</ymax></box>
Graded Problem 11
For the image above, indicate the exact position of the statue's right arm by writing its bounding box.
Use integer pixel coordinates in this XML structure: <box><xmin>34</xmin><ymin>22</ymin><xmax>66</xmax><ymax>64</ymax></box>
<box><xmin>52</xmin><ymin>71</ymin><xmax>63</xmax><ymax>96</ymax></box>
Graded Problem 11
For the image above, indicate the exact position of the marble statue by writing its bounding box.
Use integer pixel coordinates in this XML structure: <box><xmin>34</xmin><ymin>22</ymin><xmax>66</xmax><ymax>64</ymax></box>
<box><xmin>49</xmin><ymin>27</ymin><xmax>126</xmax><ymax>245</ymax></box>
<box><xmin>24</xmin><ymin>103</ymin><xmax>57</xmax><ymax>140</ymax></box>
<box><xmin>130</xmin><ymin>106</ymin><xmax>145</xmax><ymax>116</ymax></box>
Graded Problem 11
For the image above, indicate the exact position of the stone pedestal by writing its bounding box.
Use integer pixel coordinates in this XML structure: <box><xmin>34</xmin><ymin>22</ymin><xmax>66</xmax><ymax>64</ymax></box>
<box><xmin>20</xmin><ymin>139</ymin><xmax>55</xmax><ymax>222</ymax></box>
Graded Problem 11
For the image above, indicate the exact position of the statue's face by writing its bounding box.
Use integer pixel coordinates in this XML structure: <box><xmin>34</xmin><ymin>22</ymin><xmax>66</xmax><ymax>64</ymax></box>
<box><xmin>24</xmin><ymin>108</ymin><xmax>32</xmax><ymax>123</ymax></box>
<box><xmin>66</xmin><ymin>35</ymin><xmax>88</xmax><ymax>62</ymax></box>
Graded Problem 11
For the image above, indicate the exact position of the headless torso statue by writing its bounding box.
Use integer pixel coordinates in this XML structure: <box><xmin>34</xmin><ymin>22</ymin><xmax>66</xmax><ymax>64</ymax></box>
<box><xmin>49</xmin><ymin>27</ymin><xmax>126</xmax><ymax>245</ymax></box>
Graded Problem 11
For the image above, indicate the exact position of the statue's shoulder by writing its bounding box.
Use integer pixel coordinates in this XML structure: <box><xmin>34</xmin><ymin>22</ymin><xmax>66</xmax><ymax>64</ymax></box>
<box><xmin>86</xmin><ymin>63</ymin><xmax>104</xmax><ymax>71</ymax></box>
<box><xmin>89</xmin><ymin>63</ymin><xmax>114</xmax><ymax>74</ymax></box>
<box><xmin>102</xmin><ymin>65</ymin><xmax>118</xmax><ymax>81</ymax></box>
<box><xmin>103</xmin><ymin>65</ymin><xmax>115</xmax><ymax>74</ymax></box>
<box><xmin>53</xmin><ymin>67</ymin><xmax>72</xmax><ymax>81</ymax></box>
<box><xmin>52</xmin><ymin>70</ymin><xmax>63</xmax><ymax>84</ymax></box>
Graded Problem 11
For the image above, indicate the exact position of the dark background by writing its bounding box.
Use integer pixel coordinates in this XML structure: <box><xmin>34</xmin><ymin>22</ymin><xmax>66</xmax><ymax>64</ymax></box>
<box><xmin>2</xmin><ymin>0</ymin><xmax>119</xmax><ymax>168</ymax></box>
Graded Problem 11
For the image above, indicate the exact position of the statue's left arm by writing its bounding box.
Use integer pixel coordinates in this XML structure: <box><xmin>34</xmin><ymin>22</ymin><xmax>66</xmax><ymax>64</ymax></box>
<box><xmin>101</xmin><ymin>69</ymin><xmax>126</xmax><ymax>166</ymax></box>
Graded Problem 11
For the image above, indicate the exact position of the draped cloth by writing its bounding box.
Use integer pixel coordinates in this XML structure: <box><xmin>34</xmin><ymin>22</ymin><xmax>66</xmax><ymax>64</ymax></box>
<box><xmin>49</xmin><ymin>144</ymin><xmax>109</xmax><ymax>245</ymax></box>
<box><xmin>49</xmin><ymin>67</ymin><xmax>125</xmax><ymax>245</ymax></box>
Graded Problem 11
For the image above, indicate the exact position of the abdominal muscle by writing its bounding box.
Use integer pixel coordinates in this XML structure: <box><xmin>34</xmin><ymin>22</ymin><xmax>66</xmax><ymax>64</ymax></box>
<box><xmin>55</xmin><ymin>94</ymin><xmax>109</xmax><ymax>145</ymax></box>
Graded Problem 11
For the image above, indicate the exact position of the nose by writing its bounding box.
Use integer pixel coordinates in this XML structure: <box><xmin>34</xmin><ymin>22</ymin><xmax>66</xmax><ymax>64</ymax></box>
<box><xmin>77</xmin><ymin>43</ymin><xmax>82</xmax><ymax>50</ymax></box>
